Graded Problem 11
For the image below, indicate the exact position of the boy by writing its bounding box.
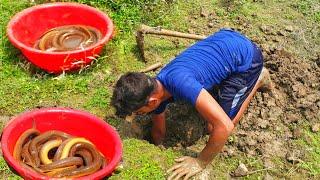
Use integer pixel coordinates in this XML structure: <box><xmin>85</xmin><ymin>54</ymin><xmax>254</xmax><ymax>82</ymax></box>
<box><xmin>111</xmin><ymin>29</ymin><xmax>272</xmax><ymax>180</ymax></box>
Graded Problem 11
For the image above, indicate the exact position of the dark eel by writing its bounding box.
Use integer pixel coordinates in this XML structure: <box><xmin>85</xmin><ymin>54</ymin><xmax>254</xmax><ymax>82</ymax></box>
<box><xmin>21</xmin><ymin>141</ymin><xmax>34</xmax><ymax>166</ymax></box>
<box><xmin>45</xmin><ymin>165</ymin><xmax>77</xmax><ymax>177</ymax></box>
<box><xmin>69</xmin><ymin>145</ymin><xmax>93</xmax><ymax>166</ymax></box>
<box><xmin>13</xmin><ymin>128</ymin><xmax>40</xmax><ymax>162</ymax></box>
<box><xmin>29</xmin><ymin>130</ymin><xmax>72</xmax><ymax>167</ymax></box>
<box><xmin>53</xmin><ymin>142</ymin><xmax>102</xmax><ymax>178</ymax></box>
<box><xmin>53</xmin><ymin>138</ymin><xmax>73</xmax><ymax>161</ymax></box>
<box><xmin>40</xmin><ymin>157</ymin><xmax>83</xmax><ymax>171</ymax></box>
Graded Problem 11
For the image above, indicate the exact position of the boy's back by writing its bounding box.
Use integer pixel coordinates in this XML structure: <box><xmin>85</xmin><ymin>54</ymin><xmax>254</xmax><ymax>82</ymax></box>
<box><xmin>156</xmin><ymin>29</ymin><xmax>255</xmax><ymax>106</ymax></box>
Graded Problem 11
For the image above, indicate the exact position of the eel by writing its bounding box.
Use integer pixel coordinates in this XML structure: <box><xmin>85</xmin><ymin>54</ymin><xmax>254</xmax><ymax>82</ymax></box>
<box><xmin>13</xmin><ymin>128</ymin><xmax>40</xmax><ymax>161</ymax></box>
<box><xmin>37</xmin><ymin>30</ymin><xmax>59</xmax><ymax>51</ymax></box>
<box><xmin>45</xmin><ymin>165</ymin><xmax>77</xmax><ymax>177</ymax></box>
<box><xmin>39</xmin><ymin>139</ymin><xmax>62</xmax><ymax>165</ymax></box>
<box><xmin>53</xmin><ymin>138</ymin><xmax>73</xmax><ymax>161</ymax></box>
<box><xmin>40</xmin><ymin>157</ymin><xmax>83</xmax><ymax>171</ymax></box>
<box><xmin>29</xmin><ymin>130</ymin><xmax>72</xmax><ymax>167</ymax></box>
<box><xmin>76</xmin><ymin>150</ymin><xmax>93</xmax><ymax>166</ymax></box>
<box><xmin>59</xmin><ymin>137</ymin><xmax>92</xmax><ymax>160</ymax></box>
<box><xmin>20</xmin><ymin>162</ymin><xmax>46</xmax><ymax>175</ymax></box>
<box><xmin>53</xmin><ymin>142</ymin><xmax>102</xmax><ymax>178</ymax></box>
<box><xmin>35</xmin><ymin>25</ymin><xmax>101</xmax><ymax>52</ymax></box>
<box><xmin>20</xmin><ymin>141</ymin><xmax>34</xmax><ymax>166</ymax></box>
<box><xmin>69</xmin><ymin>144</ymin><xmax>93</xmax><ymax>166</ymax></box>
<box><xmin>14</xmin><ymin>128</ymin><xmax>105</xmax><ymax>178</ymax></box>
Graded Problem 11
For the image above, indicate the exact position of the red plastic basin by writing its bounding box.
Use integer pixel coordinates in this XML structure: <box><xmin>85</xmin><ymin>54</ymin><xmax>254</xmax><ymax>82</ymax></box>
<box><xmin>1</xmin><ymin>108</ymin><xmax>122</xmax><ymax>180</ymax></box>
<box><xmin>7</xmin><ymin>3</ymin><xmax>114</xmax><ymax>74</ymax></box>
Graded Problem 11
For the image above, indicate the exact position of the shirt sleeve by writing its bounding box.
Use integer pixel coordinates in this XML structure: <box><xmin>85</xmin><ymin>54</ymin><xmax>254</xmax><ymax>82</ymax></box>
<box><xmin>162</xmin><ymin>70</ymin><xmax>204</xmax><ymax>106</ymax></box>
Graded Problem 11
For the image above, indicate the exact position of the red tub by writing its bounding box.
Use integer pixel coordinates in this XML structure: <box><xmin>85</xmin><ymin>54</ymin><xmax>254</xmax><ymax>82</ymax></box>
<box><xmin>7</xmin><ymin>3</ymin><xmax>114</xmax><ymax>73</ymax></box>
<box><xmin>1</xmin><ymin>108</ymin><xmax>122</xmax><ymax>180</ymax></box>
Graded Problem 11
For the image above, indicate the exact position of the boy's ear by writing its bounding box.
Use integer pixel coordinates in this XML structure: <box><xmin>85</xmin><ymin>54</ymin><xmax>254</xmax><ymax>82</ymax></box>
<box><xmin>148</xmin><ymin>97</ymin><xmax>159</xmax><ymax>107</ymax></box>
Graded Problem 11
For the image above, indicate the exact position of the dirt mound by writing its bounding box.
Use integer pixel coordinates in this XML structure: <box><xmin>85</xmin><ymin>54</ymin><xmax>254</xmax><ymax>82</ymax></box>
<box><xmin>223</xmin><ymin>48</ymin><xmax>320</xmax><ymax>168</ymax></box>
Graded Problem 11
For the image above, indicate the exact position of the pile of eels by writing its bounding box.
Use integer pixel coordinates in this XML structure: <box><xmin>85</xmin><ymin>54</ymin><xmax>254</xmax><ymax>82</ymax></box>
<box><xmin>34</xmin><ymin>25</ymin><xmax>102</xmax><ymax>52</ymax></box>
<box><xmin>13</xmin><ymin>128</ymin><xmax>106</xmax><ymax>178</ymax></box>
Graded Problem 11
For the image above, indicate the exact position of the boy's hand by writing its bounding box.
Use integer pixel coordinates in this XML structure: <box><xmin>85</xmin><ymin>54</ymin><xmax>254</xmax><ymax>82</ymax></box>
<box><xmin>167</xmin><ymin>156</ymin><xmax>205</xmax><ymax>180</ymax></box>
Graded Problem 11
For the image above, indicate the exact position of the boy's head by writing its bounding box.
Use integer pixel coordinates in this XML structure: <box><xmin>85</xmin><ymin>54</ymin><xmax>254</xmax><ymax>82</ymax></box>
<box><xmin>111</xmin><ymin>72</ymin><xmax>161</xmax><ymax>118</ymax></box>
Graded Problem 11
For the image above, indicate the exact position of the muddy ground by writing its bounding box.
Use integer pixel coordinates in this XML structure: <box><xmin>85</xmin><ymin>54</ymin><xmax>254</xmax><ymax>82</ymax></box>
<box><xmin>113</xmin><ymin>7</ymin><xmax>320</xmax><ymax>179</ymax></box>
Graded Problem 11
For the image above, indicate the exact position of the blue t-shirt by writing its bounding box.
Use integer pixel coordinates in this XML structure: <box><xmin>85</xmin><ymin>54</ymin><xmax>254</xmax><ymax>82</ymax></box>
<box><xmin>153</xmin><ymin>29</ymin><xmax>254</xmax><ymax>114</ymax></box>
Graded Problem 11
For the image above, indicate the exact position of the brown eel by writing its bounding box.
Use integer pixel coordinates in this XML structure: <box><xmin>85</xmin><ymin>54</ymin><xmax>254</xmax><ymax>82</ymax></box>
<box><xmin>13</xmin><ymin>128</ymin><xmax>40</xmax><ymax>161</ymax></box>
<box><xmin>13</xmin><ymin>128</ymin><xmax>106</xmax><ymax>178</ymax></box>
<box><xmin>35</xmin><ymin>25</ymin><xmax>102</xmax><ymax>52</ymax></box>
<box><xmin>53</xmin><ymin>138</ymin><xmax>73</xmax><ymax>161</ymax></box>
<box><xmin>69</xmin><ymin>146</ymin><xmax>93</xmax><ymax>166</ymax></box>
<box><xmin>20</xmin><ymin>141</ymin><xmax>34</xmax><ymax>166</ymax></box>
<box><xmin>53</xmin><ymin>142</ymin><xmax>102</xmax><ymax>178</ymax></box>
<box><xmin>40</xmin><ymin>157</ymin><xmax>83</xmax><ymax>171</ymax></box>
<box><xmin>29</xmin><ymin>130</ymin><xmax>72</xmax><ymax>167</ymax></box>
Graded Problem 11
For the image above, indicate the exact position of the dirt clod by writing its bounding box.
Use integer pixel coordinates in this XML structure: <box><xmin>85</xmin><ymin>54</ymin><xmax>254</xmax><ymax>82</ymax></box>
<box><xmin>207</xmin><ymin>22</ymin><xmax>214</xmax><ymax>28</ymax></box>
<box><xmin>285</xmin><ymin>25</ymin><xmax>294</xmax><ymax>32</ymax></box>
<box><xmin>285</xmin><ymin>114</ymin><xmax>300</xmax><ymax>124</ymax></box>
<box><xmin>286</xmin><ymin>150</ymin><xmax>303</xmax><ymax>164</ymax></box>
<box><xmin>277</xmin><ymin>30</ymin><xmax>286</xmax><ymax>36</ymax></box>
<box><xmin>311</xmin><ymin>123</ymin><xmax>320</xmax><ymax>132</ymax></box>
<box><xmin>260</xmin><ymin>25</ymin><xmax>273</xmax><ymax>35</ymax></box>
<box><xmin>200</xmin><ymin>8</ymin><xmax>208</xmax><ymax>18</ymax></box>
<box><xmin>292</xmin><ymin>128</ymin><xmax>303</xmax><ymax>139</ymax></box>
<box><xmin>232</xmin><ymin>163</ymin><xmax>249</xmax><ymax>177</ymax></box>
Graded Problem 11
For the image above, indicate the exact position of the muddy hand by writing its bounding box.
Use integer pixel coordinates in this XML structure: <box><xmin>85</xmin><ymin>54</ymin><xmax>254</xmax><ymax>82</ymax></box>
<box><xmin>167</xmin><ymin>156</ymin><xmax>204</xmax><ymax>180</ymax></box>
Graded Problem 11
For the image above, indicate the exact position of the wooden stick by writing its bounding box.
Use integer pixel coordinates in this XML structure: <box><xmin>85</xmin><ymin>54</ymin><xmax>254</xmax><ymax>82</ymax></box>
<box><xmin>138</xmin><ymin>24</ymin><xmax>206</xmax><ymax>40</ymax></box>
<box><xmin>140</xmin><ymin>62</ymin><xmax>162</xmax><ymax>73</ymax></box>
<box><xmin>136</xmin><ymin>30</ymin><xmax>146</xmax><ymax>61</ymax></box>
<box><xmin>136</xmin><ymin>24</ymin><xmax>206</xmax><ymax>61</ymax></box>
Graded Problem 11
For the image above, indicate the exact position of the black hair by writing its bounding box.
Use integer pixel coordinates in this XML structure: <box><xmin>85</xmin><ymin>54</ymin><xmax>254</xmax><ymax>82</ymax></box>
<box><xmin>111</xmin><ymin>72</ymin><xmax>156</xmax><ymax>117</ymax></box>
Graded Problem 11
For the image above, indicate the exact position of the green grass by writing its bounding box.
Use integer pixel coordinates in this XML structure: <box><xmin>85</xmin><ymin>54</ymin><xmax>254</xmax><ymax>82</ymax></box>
<box><xmin>292</xmin><ymin>0</ymin><xmax>320</xmax><ymax>23</ymax></box>
<box><xmin>210</xmin><ymin>154</ymin><xmax>265</xmax><ymax>179</ymax></box>
<box><xmin>0</xmin><ymin>0</ymin><xmax>320</xmax><ymax>179</ymax></box>
<box><xmin>298</xmin><ymin>130</ymin><xmax>320</xmax><ymax>176</ymax></box>
<box><xmin>0</xmin><ymin>157</ymin><xmax>22</xmax><ymax>180</ymax></box>
<box><xmin>110</xmin><ymin>139</ymin><xmax>179</xmax><ymax>179</ymax></box>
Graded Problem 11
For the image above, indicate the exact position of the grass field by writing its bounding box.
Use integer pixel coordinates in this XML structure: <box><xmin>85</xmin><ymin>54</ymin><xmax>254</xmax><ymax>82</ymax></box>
<box><xmin>0</xmin><ymin>0</ymin><xmax>319</xmax><ymax>179</ymax></box>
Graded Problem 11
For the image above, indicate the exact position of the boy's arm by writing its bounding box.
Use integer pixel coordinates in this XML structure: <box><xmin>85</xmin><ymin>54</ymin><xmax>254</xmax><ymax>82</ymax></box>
<box><xmin>151</xmin><ymin>112</ymin><xmax>166</xmax><ymax>145</ymax></box>
<box><xmin>196</xmin><ymin>89</ymin><xmax>234</xmax><ymax>164</ymax></box>
<box><xmin>167</xmin><ymin>89</ymin><xmax>234</xmax><ymax>180</ymax></box>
